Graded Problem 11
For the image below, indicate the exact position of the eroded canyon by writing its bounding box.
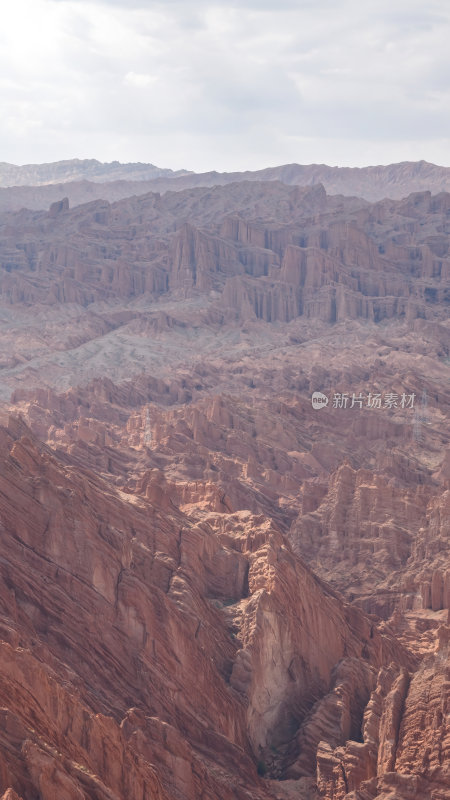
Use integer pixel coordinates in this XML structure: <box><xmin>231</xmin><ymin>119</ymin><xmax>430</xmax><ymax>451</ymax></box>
<box><xmin>0</xmin><ymin>162</ymin><xmax>448</xmax><ymax>800</ymax></box>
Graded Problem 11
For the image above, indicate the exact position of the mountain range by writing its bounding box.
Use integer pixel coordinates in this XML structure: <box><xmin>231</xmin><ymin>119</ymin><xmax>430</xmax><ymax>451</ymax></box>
<box><xmin>2</xmin><ymin>158</ymin><xmax>450</xmax><ymax>211</ymax></box>
<box><xmin>0</xmin><ymin>160</ymin><xmax>448</xmax><ymax>800</ymax></box>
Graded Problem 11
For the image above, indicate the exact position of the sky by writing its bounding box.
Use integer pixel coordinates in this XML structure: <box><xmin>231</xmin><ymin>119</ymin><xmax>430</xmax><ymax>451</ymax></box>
<box><xmin>2</xmin><ymin>0</ymin><xmax>450</xmax><ymax>172</ymax></box>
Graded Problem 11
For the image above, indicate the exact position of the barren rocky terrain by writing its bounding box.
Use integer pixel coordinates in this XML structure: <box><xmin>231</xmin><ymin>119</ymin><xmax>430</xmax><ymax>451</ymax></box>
<box><xmin>4</xmin><ymin>158</ymin><xmax>450</xmax><ymax>211</ymax></box>
<box><xmin>0</xmin><ymin>165</ymin><xmax>448</xmax><ymax>800</ymax></box>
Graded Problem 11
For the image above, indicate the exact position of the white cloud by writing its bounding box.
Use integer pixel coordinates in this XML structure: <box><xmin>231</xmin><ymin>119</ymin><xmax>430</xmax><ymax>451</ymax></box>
<box><xmin>123</xmin><ymin>72</ymin><xmax>158</xmax><ymax>88</ymax></box>
<box><xmin>1</xmin><ymin>0</ymin><xmax>450</xmax><ymax>170</ymax></box>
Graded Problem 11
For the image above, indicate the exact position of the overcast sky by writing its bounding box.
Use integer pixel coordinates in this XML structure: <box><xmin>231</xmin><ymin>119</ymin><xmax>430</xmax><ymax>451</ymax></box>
<box><xmin>2</xmin><ymin>0</ymin><xmax>450</xmax><ymax>171</ymax></box>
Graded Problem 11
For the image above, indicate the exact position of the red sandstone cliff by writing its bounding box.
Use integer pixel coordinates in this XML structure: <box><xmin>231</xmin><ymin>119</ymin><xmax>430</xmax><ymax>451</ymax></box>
<box><xmin>0</xmin><ymin>173</ymin><xmax>449</xmax><ymax>799</ymax></box>
<box><xmin>0</xmin><ymin>416</ymin><xmax>421</xmax><ymax>799</ymax></box>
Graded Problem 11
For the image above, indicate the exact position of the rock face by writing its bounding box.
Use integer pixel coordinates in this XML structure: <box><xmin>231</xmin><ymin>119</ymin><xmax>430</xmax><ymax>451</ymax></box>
<box><xmin>291</xmin><ymin>463</ymin><xmax>450</xmax><ymax>617</ymax></box>
<box><xmin>0</xmin><ymin>417</ymin><xmax>415</xmax><ymax>800</ymax></box>
<box><xmin>0</xmin><ymin>168</ymin><xmax>449</xmax><ymax>799</ymax></box>
<box><xmin>0</xmin><ymin>180</ymin><xmax>448</xmax><ymax>325</ymax></box>
<box><xmin>317</xmin><ymin>636</ymin><xmax>450</xmax><ymax>800</ymax></box>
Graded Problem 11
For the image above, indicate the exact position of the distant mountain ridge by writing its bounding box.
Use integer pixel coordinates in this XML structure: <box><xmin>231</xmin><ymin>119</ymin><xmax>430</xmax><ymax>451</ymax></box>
<box><xmin>2</xmin><ymin>158</ymin><xmax>450</xmax><ymax>209</ymax></box>
<box><xmin>0</xmin><ymin>158</ymin><xmax>191</xmax><ymax>187</ymax></box>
